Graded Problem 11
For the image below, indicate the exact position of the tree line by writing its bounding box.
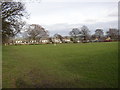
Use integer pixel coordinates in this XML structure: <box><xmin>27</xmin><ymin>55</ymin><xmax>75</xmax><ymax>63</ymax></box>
<box><xmin>9</xmin><ymin>24</ymin><xmax>120</xmax><ymax>44</ymax></box>
<box><xmin>69</xmin><ymin>26</ymin><xmax>119</xmax><ymax>43</ymax></box>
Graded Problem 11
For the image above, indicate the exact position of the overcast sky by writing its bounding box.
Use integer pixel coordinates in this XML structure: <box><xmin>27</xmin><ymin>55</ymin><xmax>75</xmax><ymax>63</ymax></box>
<box><xmin>24</xmin><ymin>0</ymin><xmax>118</xmax><ymax>36</ymax></box>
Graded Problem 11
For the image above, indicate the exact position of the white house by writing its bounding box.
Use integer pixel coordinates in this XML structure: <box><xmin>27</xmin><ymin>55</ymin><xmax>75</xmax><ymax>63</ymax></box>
<box><xmin>52</xmin><ymin>38</ymin><xmax>62</xmax><ymax>43</ymax></box>
<box><xmin>40</xmin><ymin>39</ymin><xmax>49</xmax><ymax>44</ymax></box>
<box><xmin>63</xmin><ymin>38</ymin><xmax>71</xmax><ymax>43</ymax></box>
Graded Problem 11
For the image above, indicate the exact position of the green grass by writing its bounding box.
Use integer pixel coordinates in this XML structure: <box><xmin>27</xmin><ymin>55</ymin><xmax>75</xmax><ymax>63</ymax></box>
<box><xmin>2</xmin><ymin>42</ymin><xmax>118</xmax><ymax>88</ymax></box>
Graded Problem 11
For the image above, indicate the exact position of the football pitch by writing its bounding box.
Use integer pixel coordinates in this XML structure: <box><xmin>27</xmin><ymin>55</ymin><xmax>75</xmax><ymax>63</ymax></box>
<box><xmin>2</xmin><ymin>42</ymin><xmax>118</xmax><ymax>88</ymax></box>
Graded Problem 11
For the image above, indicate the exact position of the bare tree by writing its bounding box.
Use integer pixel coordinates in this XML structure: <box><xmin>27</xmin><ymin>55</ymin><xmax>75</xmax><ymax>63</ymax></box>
<box><xmin>106</xmin><ymin>28</ymin><xmax>118</xmax><ymax>40</ymax></box>
<box><xmin>1</xmin><ymin>0</ymin><xmax>28</xmax><ymax>44</ymax></box>
<box><xmin>94</xmin><ymin>29</ymin><xmax>104</xmax><ymax>41</ymax></box>
<box><xmin>80</xmin><ymin>25</ymin><xmax>90</xmax><ymax>41</ymax></box>
<box><xmin>69</xmin><ymin>28</ymin><xmax>81</xmax><ymax>43</ymax></box>
<box><xmin>27</xmin><ymin>24</ymin><xmax>49</xmax><ymax>42</ymax></box>
<box><xmin>54</xmin><ymin>33</ymin><xmax>63</xmax><ymax>42</ymax></box>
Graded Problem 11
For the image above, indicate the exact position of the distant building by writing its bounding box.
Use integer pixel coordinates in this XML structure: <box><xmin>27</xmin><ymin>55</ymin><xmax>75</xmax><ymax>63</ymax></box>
<box><xmin>40</xmin><ymin>38</ymin><xmax>50</xmax><ymax>44</ymax></box>
<box><xmin>63</xmin><ymin>36</ymin><xmax>72</xmax><ymax>43</ymax></box>
<box><xmin>52</xmin><ymin>38</ymin><xmax>62</xmax><ymax>43</ymax></box>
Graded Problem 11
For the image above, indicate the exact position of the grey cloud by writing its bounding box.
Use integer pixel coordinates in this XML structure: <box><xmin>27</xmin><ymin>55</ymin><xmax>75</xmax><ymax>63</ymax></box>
<box><xmin>42</xmin><ymin>20</ymin><xmax>118</xmax><ymax>36</ymax></box>
<box><xmin>108</xmin><ymin>12</ymin><xmax>118</xmax><ymax>17</ymax></box>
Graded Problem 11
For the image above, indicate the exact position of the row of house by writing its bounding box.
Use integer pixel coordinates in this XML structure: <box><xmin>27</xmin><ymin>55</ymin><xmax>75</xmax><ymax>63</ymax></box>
<box><xmin>10</xmin><ymin>36</ymin><xmax>112</xmax><ymax>45</ymax></box>
<box><xmin>11</xmin><ymin>37</ymin><xmax>72</xmax><ymax>45</ymax></box>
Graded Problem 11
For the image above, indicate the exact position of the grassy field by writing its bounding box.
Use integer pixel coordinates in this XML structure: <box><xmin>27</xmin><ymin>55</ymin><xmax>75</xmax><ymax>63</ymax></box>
<box><xmin>2</xmin><ymin>42</ymin><xmax>118</xmax><ymax>88</ymax></box>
